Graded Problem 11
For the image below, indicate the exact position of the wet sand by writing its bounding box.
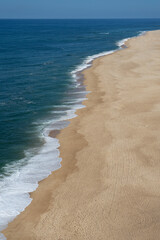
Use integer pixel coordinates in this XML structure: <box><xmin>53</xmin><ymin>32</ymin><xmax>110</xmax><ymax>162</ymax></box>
<box><xmin>49</xmin><ymin>129</ymin><xmax>60</xmax><ymax>138</ymax></box>
<box><xmin>3</xmin><ymin>30</ymin><xmax>160</xmax><ymax>240</ymax></box>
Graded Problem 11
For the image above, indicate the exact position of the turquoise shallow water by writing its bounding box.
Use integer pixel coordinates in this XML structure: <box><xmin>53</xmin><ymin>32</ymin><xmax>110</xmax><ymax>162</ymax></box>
<box><xmin>0</xmin><ymin>19</ymin><xmax>160</xmax><ymax>237</ymax></box>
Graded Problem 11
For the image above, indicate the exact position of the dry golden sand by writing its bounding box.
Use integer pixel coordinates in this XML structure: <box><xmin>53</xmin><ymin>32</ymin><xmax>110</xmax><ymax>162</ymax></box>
<box><xmin>3</xmin><ymin>30</ymin><xmax>160</xmax><ymax>240</ymax></box>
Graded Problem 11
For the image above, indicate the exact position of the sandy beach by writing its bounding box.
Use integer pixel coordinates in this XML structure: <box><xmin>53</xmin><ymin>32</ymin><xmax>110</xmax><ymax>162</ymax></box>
<box><xmin>3</xmin><ymin>30</ymin><xmax>160</xmax><ymax>240</ymax></box>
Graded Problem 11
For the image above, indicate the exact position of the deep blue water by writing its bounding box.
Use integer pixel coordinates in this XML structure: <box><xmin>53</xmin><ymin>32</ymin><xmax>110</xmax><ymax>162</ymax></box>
<box><xmin>0</xmin><ymin>19</ymin><xmax>160</xmax><ymax>236</ymax></box>
<box><xmin>0</xmin><ymin>19</ymin><xmax>160</xmax><ymax>169</ymax></box>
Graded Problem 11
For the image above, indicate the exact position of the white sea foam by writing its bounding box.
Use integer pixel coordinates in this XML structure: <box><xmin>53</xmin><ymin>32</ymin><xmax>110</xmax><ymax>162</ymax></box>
<box><xmin>138</xmin><ymin>31</ymin><xmax>146</xmax><ymax>36</ymax></box>
<box><xmin>116</xmin><ymin>31</ymin><xmax>147</xmax><ymax>49</ymax></box>
<box><xmin>71</xmin><ymin>50</ymin><xmax>115</xmax><ymax>79</ymax></box>
<box><xmin>0</xmin><ymin>135</ymin><xmax>61</xmax><ymax>234</ymax></box>
<box><xmin>116</xmin><ymin>38</ymin><xmax>130</xmax><ymax>48</ymax></box>
<box><xmin>99</xmin><ymin>32</ymin><xmax>109</xmax><ymax>35</ymax></box>
<box><xmin>0</xmin><ymin>233</ymin><xmax>6</xmax><ymax>240</ymax></box>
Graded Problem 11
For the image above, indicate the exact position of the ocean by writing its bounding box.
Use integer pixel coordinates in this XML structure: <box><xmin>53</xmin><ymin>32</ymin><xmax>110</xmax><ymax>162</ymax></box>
<box><xmin>0</xmin><ymin>19</ymin><xmax>160</xmax><ymax>238</ymax></box>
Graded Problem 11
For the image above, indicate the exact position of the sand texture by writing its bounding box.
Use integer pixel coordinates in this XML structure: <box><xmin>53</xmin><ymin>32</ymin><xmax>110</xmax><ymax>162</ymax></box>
<box><xmin>3</xmin><ymin>30</ymin><xmax>160</xmax><ymax>240</ymax></box>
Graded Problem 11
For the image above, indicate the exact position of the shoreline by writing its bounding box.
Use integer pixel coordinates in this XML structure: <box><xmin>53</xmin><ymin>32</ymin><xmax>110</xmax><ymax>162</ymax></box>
<box><xmin>3</xmin><ymin>29</ymin><xmax>160</xmax><ymax>239</ymax></box>
<box><xmin>0</xmin><ymin>32</ymin><xmax>129</xmax><ymax>239</ymax></box>
<box><xmin>0</xmin><ymin>30</ymin><xmax>144</xmax><ymax>239</ymax></box>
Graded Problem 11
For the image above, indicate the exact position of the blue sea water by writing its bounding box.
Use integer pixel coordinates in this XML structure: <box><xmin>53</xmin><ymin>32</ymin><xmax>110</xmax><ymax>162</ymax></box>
<box><xmin>0</xmin><ymin>19</ymin><xmax>160</xmax><ymax>237</ymax></box>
